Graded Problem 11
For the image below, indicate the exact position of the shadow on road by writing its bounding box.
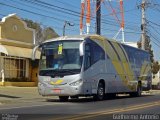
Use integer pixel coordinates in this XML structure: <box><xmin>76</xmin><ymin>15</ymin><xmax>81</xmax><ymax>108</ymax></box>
<box><xmin>44</xmin><ymin>94</ymin><xmax>154</xmax><ymax>103</ymax></box>
<box><xmin>0</xmin><ymin>94</ymin><xmax>21</xmax><ymax>98</ymax></box>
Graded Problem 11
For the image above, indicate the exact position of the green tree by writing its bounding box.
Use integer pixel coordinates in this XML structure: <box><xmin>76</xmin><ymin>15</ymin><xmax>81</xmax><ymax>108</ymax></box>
<box><xmin>43</xmin><ymin>27</ymin><xmax>59</xmax><ymax>40</ymax></box>
<box><xmin>152</xmin><ymin>61</ymin><xmax>160</xmax><ymax>74</ymax></box>
<box><xmin>23</xmin><ymin>19</ymin><xmax>59</xmax><ymax>45</ymax></box>
<box><xmin>137</xmin><ymin>35</ymin><xmax>159</xmax><ymax>75</ymax></box>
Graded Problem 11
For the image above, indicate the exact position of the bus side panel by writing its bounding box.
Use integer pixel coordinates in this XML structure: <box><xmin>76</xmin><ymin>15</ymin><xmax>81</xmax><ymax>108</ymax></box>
<box><xmin>90</xmin><ymin>38</ymin><xmax>137</xmax><ymax>93</ymax></box>
<box><xmin>102</xmin><ymin>40</ymin><xmax>137</xmax><ymax>92</ymax></box>
<box><xmin>82</xmin><ymin>60</ymin><xmax>106</xmax><ymax>95</ymax></box>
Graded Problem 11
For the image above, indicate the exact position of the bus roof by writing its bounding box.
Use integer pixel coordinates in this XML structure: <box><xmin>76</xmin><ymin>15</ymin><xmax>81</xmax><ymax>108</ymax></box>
<box><xmin>42</xmin><ymin>34</ymin><xmax>149</xmax><ymax>53</ymax></box>
<box><xmin>42</xmin><ymin>34</ymin><xmax>100</xmax><ymax>43</ymax></box>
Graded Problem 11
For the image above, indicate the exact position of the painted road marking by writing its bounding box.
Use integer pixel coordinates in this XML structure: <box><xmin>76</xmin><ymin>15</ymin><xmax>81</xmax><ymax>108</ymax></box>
<box><xmin>53</xmin><ymin>100</ymin><xmax>160</xmax><ymax>120</ymax></box>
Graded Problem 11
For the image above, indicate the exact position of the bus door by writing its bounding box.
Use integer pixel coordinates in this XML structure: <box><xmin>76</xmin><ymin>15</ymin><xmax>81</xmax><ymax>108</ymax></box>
<box><xmin>82</xmin><ymin>41</ymin><xmax>106</xmax><ymax>94</ymax></box>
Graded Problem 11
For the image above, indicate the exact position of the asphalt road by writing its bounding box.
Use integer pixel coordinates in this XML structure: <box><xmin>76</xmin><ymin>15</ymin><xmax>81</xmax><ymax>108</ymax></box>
<box><xmin>0</xmin><ymin>94</ymin><xmax>160</xmax><ymax>120</ymax></box>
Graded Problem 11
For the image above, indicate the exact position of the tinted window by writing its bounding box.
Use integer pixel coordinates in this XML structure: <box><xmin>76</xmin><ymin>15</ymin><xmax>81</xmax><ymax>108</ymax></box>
<box><xmin>122</xmin><ymin>44</ymin><xmax>150</xmax><ymax>67</ymax></box>
<box><xmin>40</xmin><ymin>40</ymin><xmax>82</xmax><ymax>70</ymax></box>
<box><xmin>84</xmin><ymin>44</ymin><xmax>91</xmax><ymax>70</ymax></box>
<box><xmin>84</xmin><ymin>40</ymin><xmax>105</xmax><ymax>70</ymax></box>
<box><xmin>92</xmin><ymin>42</ymin><xmax>105</xmax><ymax>64</ymax></box>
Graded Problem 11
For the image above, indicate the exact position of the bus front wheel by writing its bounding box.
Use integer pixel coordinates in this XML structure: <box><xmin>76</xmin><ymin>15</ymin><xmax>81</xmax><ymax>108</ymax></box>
<box><xmin>93</xmin><ymin>82</ymin><xmax>105</xmax><ymax>101</ymax></box>
<box><xmin>59</xmin><ymin>96</ymin><xmax>69</xmax><ymax>102</ymax></box>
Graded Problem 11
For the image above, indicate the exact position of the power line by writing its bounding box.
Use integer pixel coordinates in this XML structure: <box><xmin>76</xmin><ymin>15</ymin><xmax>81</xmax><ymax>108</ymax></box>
<box><xmin>20</xmin><ymin>0</ymin><xmax>81</xmax><ymax>17</ymax></box>
<box><xmin>9</xmin><ymin>0</ymin><xmax>79</xmax><ymax>22</ymax></box>
<box><xmin>0</xmin><ymin>0</ymin><xmax>143</xmax><ymax>38</ymax></box>
<box><xmin>0</xmin><ymin>2</ymin><xmax>65</xmax><ymax>22</ymax></box>
<box><xmin>147</xmin><ymin>19</ymin><xmax>160</xmax><ymax>28</ymax></box>
<box><xmin>149</xmin><ymin>32</ymin><xmax>160</xmax><ymax>48</ymax></box>
<box><xmin>1</xmin><ymin>0</ymin><xmax>140</xmax><ymax>34</ymax></box>
<box><xmin>54</xmin><ymin>0</ymin><xmax>81</xmax><ymax>11</ymax></box>
<box><xmin>149</xmin><ymin>24</ymin><xmax>160</xmax><ymax>37</ymax></box>
<box><xmin>19</xmin><ymin>0</ymin><xmax>141</xmax><ymax>32</ymax></box>
<box><xmin>0</xmin><ymin>13</ymin><xmax>79</xmax><ymax>36</ymax></box>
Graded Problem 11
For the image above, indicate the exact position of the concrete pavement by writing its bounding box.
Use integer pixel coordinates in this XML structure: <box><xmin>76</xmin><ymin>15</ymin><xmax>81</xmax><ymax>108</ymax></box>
<box><xmin>0</xmin><ymin>86</ymin><xmax>58</xmax><ymax>105</ymax></box>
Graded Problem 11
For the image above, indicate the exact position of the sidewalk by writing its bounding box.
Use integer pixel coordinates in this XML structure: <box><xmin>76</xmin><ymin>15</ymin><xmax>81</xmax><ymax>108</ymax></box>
<box><xmin>149</xmin><ymin>89</ymin><xmax>160</xmax><ymax>95</ymax></box>
<box><xmin>0</xmin><ymin>86</ymin><xmax>46</xmax><ymax>105</ymax></box>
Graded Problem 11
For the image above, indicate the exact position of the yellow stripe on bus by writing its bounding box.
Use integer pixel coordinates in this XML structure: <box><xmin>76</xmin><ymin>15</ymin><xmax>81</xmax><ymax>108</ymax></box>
<box><xmin>90</xmin><ymin>36</ymin><xmax>136</xmax><ymax>90</ymax></box>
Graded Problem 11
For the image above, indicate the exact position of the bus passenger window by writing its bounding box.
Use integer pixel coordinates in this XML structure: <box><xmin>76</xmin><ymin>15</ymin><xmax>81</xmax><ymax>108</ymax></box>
<box><xmin>84</xmin><ymin>44</ymin><xmax>91</xmax><ymax>70</ymax></box>
<box><xmin>92</xmin><ymin>43</ymin><xmax>105</xmax><ymax>63</ymax></box>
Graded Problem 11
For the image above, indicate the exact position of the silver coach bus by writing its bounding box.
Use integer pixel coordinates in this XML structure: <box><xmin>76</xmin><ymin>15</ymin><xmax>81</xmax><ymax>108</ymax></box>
<box><xmin>32</xmin><ymin>35</ymin><xmax>152</xmax><ymax>101</ymax></box>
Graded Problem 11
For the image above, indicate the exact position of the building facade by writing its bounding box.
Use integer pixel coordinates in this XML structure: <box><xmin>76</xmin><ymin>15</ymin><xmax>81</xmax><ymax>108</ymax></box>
<box><xmin>152</xmin><ymin>62</ymin><xmax>160</xmax><ymax>89</ymax></box>
<box><xmin>0</xmin><ymin>14</ymin><xmax>40</xmax><ymax>86</ymax></box>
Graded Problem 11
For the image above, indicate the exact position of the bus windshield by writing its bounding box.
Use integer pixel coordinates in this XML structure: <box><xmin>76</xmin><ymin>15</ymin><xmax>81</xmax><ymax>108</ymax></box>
<box><xmin>39</xmin><ymin>40</ymin><xmax>82</xmax><ymax>76</ymax></box>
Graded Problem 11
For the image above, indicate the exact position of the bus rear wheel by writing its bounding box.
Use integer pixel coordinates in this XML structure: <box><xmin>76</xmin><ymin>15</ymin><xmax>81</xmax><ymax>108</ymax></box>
<box><xmin>70</xmin><ymin>96</ymin><xmax>79</xmax><ymax>99</ymax></box>
<box><xmin>59</xmin><ymin>96</ymin><xmax>69</xmax><ymax>102</ymax></box>
<box><xmin>130</xmin><ymin>83</ymin><xmax>142</xmax><ymax>97</ymax></box>
<box><xmin>157</xmin><ymin>83</ymin><xmax>160</xmax><ymax>89</ymax></box>
<box><xmin>93</xmin><ymin>82</ymin><xmax>105</xmax><ymax>101</ymax></box>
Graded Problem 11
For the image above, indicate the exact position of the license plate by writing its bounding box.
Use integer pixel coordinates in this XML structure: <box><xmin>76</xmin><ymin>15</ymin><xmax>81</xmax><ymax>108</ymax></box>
<box><xmin>53</xmin><ymin>89</ymin><xmax>61</xmax><ymax>93</ymax></box>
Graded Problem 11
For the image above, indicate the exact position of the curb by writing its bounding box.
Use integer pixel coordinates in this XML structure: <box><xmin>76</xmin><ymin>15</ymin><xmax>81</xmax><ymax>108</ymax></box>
<box><xmin>142</xmin><ymin>90</ymin><xmax>160</xmax><ymax>95</ymax></box>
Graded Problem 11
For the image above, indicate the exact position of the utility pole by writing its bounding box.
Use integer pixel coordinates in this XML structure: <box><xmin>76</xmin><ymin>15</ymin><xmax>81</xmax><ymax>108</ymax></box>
<box><xmin>141</xmin><ymin>0</ymin><xmax>147</xmax><ymax>50</ymax></box>
<box><xmin>96</xmin><ymin>0</ymin><xmax>101</xmax><ymax>35</ymax></box>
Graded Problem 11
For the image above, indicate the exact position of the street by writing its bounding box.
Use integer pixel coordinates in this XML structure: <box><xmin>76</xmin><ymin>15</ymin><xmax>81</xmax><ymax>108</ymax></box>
<box><xmin>0</xmin><ymin>87</ymin><xmax>160</xmax><ymax>120</ymax></box>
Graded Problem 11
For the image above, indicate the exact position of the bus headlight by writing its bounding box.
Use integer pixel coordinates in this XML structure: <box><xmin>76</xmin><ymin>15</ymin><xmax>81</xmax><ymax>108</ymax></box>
<box><xmin>69</xmin><ymin>79</ymin><xmax>83</xmax><ymax>86</ymax></box>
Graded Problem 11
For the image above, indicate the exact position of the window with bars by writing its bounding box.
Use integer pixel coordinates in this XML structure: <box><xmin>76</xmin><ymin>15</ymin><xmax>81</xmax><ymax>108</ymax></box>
<box><xmin>3</xmin><ymin>56</ymin><xmax>28</xmax><ymax>79</ymax></box>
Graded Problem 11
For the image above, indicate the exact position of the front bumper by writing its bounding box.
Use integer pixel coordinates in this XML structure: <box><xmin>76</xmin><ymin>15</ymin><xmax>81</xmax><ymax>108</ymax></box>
<box><xmin>38</xmin><ymin>82</ymin><xmax>83</xmax><ymax>96</ymax></box>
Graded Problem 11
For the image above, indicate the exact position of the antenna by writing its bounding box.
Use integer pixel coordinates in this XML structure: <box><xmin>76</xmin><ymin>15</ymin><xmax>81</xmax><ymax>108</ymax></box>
<box><xmin>80</xmin><ymin>0</ymin><xmax>85</xmax><ymax>35</ymax></box>
<box><xmin>79</xmin><ymin>0</ymin><xmax>125</xmax><ymax>38</ymax></box>
<box><xmin>86</xmin><ymin>0</ymin><xmax>91</xmax><ymax>34</ymax></box>
<box><xmin>120</xmin><ymin>0</ymin><xmax>125</xmax><ymax>42</ymax></box>
<box><xmin>80</xmin><ymin>0</ymin><xmax>91</xmax><ymax>35</ymax></box>
<box><xmin>103</xmin><ymin>0</ymin><xmax>125</xmax><ymax>42</ymax></box>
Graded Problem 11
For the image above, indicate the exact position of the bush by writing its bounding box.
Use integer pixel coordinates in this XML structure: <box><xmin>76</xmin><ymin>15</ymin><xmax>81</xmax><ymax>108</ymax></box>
<box><xmin>5</xmin><ymin>77</ymin><xmax>30</xmax><ymax>82</ymax></box>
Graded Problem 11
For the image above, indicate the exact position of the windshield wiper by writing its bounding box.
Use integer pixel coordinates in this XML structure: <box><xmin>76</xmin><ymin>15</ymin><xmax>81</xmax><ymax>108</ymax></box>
<box><xmin>40</xmin><ymin>69</ymin><xmax>80</xmax><ymax>76</ymax></box>
<box><xmin>61</xmin><ymin>69</ymin><xmax>79</xmax><ymax>74</ymax></box>
<box><xmin>40</xmin><ymin>70</ymin><xmax>59</xmax><ymax>76</ymax></box>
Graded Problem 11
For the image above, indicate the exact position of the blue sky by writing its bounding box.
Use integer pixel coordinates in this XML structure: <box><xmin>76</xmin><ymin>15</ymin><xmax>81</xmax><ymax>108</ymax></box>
<box><xmin>0</xmin><ymin>0</ymin><xmax>160</xmax><ymax>60</ymax></box>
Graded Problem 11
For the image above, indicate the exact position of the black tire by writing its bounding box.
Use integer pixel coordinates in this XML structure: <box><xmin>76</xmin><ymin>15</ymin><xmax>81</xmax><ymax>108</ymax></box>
<box><xmin>157</xmin><ymin>83</ymin><xmax>160</xmax><ymax>90</ymax></box>
<box><xmin>59</xmin><ymin>96</ymin><xmax>69</xmax><ymax>102</ymax></box>
<box><xmin>93</xmin><ymin>82</ymin><xmax>105</xmax><ymax>101</ymax></box>
<box><xmin>130</xmin><ymin>84</ymin><xmax>142</xmax><ymax>97</ymax></box>
<box><xmin>70</xmin><ymin>96</ymin><xmax>79</xmax><ymax>99</ymax></box>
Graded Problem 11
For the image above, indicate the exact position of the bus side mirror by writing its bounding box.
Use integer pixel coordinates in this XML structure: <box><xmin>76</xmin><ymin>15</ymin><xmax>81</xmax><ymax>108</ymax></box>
<box><xmin>32</xmin><ymin>45</ymin><xmax>40</xmax><ymax>60</ymax></box>
<box><xmin>79</xmin><ymin>42</ymin><xmax>84</xmax><ymax>56</ymax></box>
